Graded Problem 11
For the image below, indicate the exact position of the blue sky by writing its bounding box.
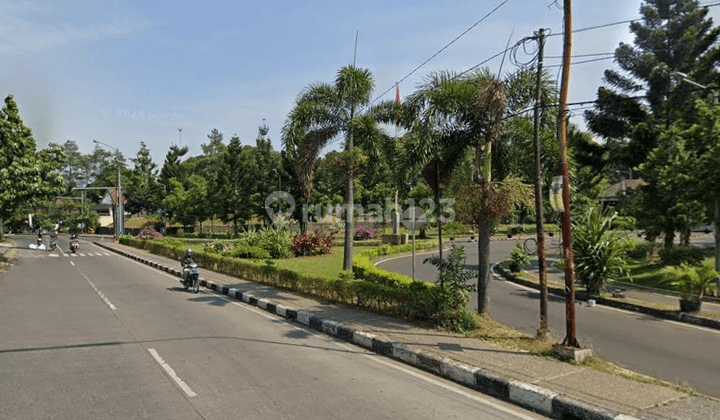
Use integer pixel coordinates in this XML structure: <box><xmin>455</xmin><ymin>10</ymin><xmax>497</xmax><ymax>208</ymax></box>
<box><xmin>2</xmin><ymin>1</ymin><xmax>718</xmax><ymax>164</ymax></box>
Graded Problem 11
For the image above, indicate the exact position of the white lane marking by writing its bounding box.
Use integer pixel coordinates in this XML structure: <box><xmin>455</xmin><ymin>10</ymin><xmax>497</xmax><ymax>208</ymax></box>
<box><xmin>121</xmin><ymin>251</ymin><xmax>537</xmax><ymax>416</ymax></box>
<box><xmin>103</xmin><ymin>253</ymin><xmax>110</xmax><ymax>256</ymax></box>
<box><xmin>76</xmin><ymin>269</ymin><xmax>117</xmax><ymax>311</ymax></box>
<box><xmin>334</xmin><ymin>341</ymin><xmax>540</xmax><ymax>420</ymax></box>
<box><xmin>79</xmin><ymin>253</ymin><xmax>86</xmax><ymax>257</ymax></box>
<box><xmin>147</xmin><ymin>348</ymin><xmax>197</xmax><ymax>397</ymax></box>
<box><xmin>70</xmin><ymin>261</ymin><xmax>75</xmax><ymax>267</ymax></box>
<box><xmin>498</xmin><ymin>274</ymin><xmax>720</xmax><ymax>336</ymax></box>
<box><xmin>70</xmin><ymin>253</ymin><xmax>78</xmax><ymax>257</ymax></box>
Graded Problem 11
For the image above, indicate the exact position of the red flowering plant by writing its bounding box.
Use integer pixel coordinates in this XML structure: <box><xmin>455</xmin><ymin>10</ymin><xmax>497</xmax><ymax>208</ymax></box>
<box><xmin>354</xmin><ymin>225</ymin><xmax>375</xmax><ymax>240</ymax></box>
<box><xmin>138</xmin><ymin>228</ymin><xmax>163</xmax><ymax>239</ymax></box>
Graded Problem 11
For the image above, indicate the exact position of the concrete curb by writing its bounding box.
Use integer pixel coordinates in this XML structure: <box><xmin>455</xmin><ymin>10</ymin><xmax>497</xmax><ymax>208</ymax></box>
<box><xmin>95</xmin><ymin>241</ymin><xmax>638</xmax><ymax>420</ymax></box>
<box><xmin>493</xmin><ymin>264</ymin><xmax>720</xmax><ymax>332</ymax></box>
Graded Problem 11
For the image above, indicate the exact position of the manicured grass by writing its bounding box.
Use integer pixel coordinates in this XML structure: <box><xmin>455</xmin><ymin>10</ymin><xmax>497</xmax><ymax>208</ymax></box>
<box><xmin>265</xmin><ymin>246</ymin><xmax>345</xmax><ymax>280</ymax></box>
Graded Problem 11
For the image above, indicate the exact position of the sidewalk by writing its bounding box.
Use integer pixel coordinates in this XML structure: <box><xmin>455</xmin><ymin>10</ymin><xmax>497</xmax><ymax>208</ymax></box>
<box><xmin>96</xmin><ymin>241</ymin><xmax>720</xmax><ymax>420</ymax></box>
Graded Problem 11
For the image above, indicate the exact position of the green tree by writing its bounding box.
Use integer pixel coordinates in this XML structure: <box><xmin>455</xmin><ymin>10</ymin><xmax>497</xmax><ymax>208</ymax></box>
<box><xmin>214</xmin><ymin>135</ymin><xmax>253</xmax><ymax>234</ymax></box>
<box><xmin>283</xmin><ymin>65</ymin><xmax>382</xmax><ymax>270</ymax></box>
<box><xmin>201</xmin><ymin>128</ymin><xmax>226</xmax><ymax>156</ymax></box>
<box><xmin>382</xmin><ymin>69</ymin><xmax>538</xmax><ymax>314</ymax></box>
<box><xmin>585</xmin><ymin>0</ymin><xmax>720</xmax><ymax>164</ymax></box>
<box><xmin>0</xmin><ymin>95</ymin><xmax>64</xmax><ymax>239</ymax></box>
<box><xmin>126</xmin><ymin>142</ymin><xmax>161</xmax><ymax>215</ymax></box>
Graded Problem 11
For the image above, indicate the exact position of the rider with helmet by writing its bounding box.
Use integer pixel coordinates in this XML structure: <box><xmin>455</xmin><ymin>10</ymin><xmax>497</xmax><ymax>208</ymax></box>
<box><xmin>181</xmin><ymin>248</ymin><xmax>197</xmax><ymax>282</ymax></box>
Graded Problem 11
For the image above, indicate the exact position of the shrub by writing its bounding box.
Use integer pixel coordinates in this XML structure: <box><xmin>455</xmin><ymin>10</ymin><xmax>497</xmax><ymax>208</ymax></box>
<box><xmin>138</xmin><ymin>228</ymin><xmax>163</xmax><ymax>239</ymax></box>
<box><xmin>222</xmin><ymin>242</ymin><xmax>271</xmax><ymax>260</ymax></box>
<box><xmin>625</xmin><ymin>241</ymin><xmax>655</xmax><ymax>260</ymax></box>
<box><xmin>659</xmin><ymin>246</ymin><xmax>706</xmax><ymax>267</ymax></box>
<box><xmin>573</xmin><ymin>207</ymin><xmax>630</xmax><ymax>295</ymax></box>
<box><xmin>611</xmin><ymin>215</ymin><xmax>636</xmax><ymax>231</ymax></box>
<box><xmin>665</xmin><ymin>262</ymin><xmax>718</xmax><ymax>300</ymax></box>
<box><xmin>443</xmin><ymin>221</ymin><xmax>475</xmax><ymax>236</ymax></box>
<box><xmin>354</xmin><ymin>225</ymin><xmax>375</xmax><ymax>240</ymax></box>
<box><xmin>508</xmin><ymin>244</ymin><xmax>531</xmax><ymax>272</ymax></box>
<box><xmin>424</xmin><ymin>246</ymin><xmax>478</xmax><ymax>330</ymax></box>
<box><xmin>292</xmin><ymin>230</ymin><xmax>335</xmax><ymax>256</ymax></box>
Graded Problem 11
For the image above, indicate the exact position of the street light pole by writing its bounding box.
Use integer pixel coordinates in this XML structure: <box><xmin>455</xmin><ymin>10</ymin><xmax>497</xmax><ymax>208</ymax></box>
<box><xmin>272</xmin><ymin>169</ymin><xmax>281</xmax><ymax>192</ymax></box>
<box><xmin>93</xmin><ymin>139</ymin><xmax>124</xmax><ymax>240</ymax></box>
<box><xmin>672</xmin><ymin>72</ymin><xmax>720</xmax><ymax>279</ymax></box>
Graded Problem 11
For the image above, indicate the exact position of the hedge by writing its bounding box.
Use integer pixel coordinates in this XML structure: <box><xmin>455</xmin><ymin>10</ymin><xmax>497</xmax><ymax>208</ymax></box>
<box><xmin>119</xmin><ymin>236</ymin><xmax>444</xmax><ymax>321</ymax></box>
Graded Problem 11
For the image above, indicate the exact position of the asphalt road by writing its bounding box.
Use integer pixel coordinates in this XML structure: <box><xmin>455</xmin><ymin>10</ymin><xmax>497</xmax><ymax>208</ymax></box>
<box><xmin>0</xmin><ymin>236</ymin><xmax>547</xmax><ymax>420</ymax></box>
<box><xmin>377</xmin><ymin>238</ymin><xmax>720</xmax><ymax>398</ymax></box>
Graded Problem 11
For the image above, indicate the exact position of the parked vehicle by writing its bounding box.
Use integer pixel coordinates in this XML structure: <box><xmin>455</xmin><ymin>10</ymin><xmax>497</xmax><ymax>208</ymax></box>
<box><xmin>182</xmin><ymin>262</ymin><xmax>200</xmax><ymax>293</ymax></box>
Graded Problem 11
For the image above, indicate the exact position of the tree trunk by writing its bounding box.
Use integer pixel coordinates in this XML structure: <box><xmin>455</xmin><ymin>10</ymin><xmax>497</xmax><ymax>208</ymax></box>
<box><xmin>476</xmin><ymin>217</ymin><xmax>492</xmax><ymax>315</ymax></box>
<box><xmin>343</xmin><ymin>169</ymin><xmax>354</xmax><ymax>271</ymax></box>
<box><xmin>0</xmin><ymin>217</ymin><xmax>4</xmax><ymax>242</ymax></box>
<box><xmin>664</xmin><ymin>225</ymin><xmax>675</xmax><ymax>248</ymax></box>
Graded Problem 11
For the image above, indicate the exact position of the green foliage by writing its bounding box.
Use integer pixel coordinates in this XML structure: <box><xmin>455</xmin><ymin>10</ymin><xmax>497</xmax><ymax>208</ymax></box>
<box><xmin>658</xmin><ymin>246</ymin><xmax>707</xmax><ymax>267</ymax></box>
<box><xmin>508</xmin><ymin>244</ymin><xmax>531</xmax><ymax>272</ymax></box>
<box><xmin>625</xmin><ymin>241</ymin><xmax>656</xmax><ymax>260</ymax></box>
<box><xmin>423</xmin><ymin>246</ymin><xmax>478</xmax><ymax>331</ymax></box>
<box><xmin>573</xmin><ymin>207</ymin><xmax>630</xmax><ymax>295</ymax></box>
<box><xmin>611</xmin><ymin>215</ymin><xmax>636</xmax><ymax>231</ymax></box>
<box><xmin>443</xmin><ymin>221</ymin><xmax>475</xmax><ymax>236</ymax></box>
<box><xmin>0</xmin><ymin>95</ymin><xmax>65</xmax><ymax>239</ymax></box>
<box><xmin>665</xmin><ymin>262</ymin><xmax>718</xmax><ymax>300</ymax></box>
<box><xmin>221</xmin><ymin>227</ymin><xmax>292</xmax><ymax>259</ymax></box>
<box><xmin>453</xmin><ymin>177</ymin><xmax>534</xmax><ymax>233</ymax></box>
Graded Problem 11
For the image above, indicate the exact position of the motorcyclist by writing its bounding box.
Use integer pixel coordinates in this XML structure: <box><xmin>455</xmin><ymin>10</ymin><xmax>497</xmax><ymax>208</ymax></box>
<box><xmin>37</xmin><ymin>230</ymin><xmax>43</xmax><ymax>245</ymax></box>
<box><xmin>180</xmin><ymin>248</ymin><xmax>197</xmax><ymax>282</ymax></box>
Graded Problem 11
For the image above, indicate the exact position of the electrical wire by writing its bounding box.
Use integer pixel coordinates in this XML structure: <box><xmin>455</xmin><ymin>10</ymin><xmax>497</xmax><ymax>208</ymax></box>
<box><xmin>366</xmin><ymin>0</ymin><xmax>512</xmax><ymax>108</ymax></box>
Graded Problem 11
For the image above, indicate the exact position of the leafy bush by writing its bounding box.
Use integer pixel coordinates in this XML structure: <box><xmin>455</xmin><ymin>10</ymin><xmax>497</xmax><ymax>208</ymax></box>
<box><xmin>508</xmin><ymin>244</ymin><xmax>531</xmax><ymax>272</ymax></box>
<box><xmin>443</xmin><ymin>222</ymin><xmax>475</xmax><ymax>236</ymax></box>
<box><xmin>138</xmin><ymin>228</ymin><xmax>163</xmax><ymax>239</ymax></box>
<box><xmin>659</xmin><ymin>246</ymin><xmax>707</xmax><ymax>267</ymax></box>
<box><xmin>292</xmin><ymin>230</ymin><xmax>335</xmax><ymax>256</ymax></box>
<box><xmin>611</xmin><ymin>215</ymin><xmax>636</xmax><ymax>231</ymax></box>
<box><xmin>424</xmin><ymin>246</ymin><xmax>478</xmax><ymax>331</ymax></box>
<box><xmin>354</xmin><ymin>225</ymin><xmax>375</xmax><ymax>240</ymax></box>
<box><xmin>223</xmin><ymin>242</ymin><xmax>271</xmax><ymax>260</ymax></box>
<box><xmin>573</xmin><ymin>207</ymin><xmax>630</xmax><ymax>295</ymax></box>
<box><xmin>665</xmin><ymin>262</ymin><xmax>718</xmax><ymax>300</ymax></box>
<box><xmin>625</xmin><ymin>241</ymin><xmax>655</xmax><ymax>260</ymax></box>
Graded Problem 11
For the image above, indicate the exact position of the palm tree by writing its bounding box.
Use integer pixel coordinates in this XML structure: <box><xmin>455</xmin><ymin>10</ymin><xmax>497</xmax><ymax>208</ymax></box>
<box><xmin>282</xmin><ymin>66</ymin><xmax>381</xmax><ymax>271</ymax></box>
<box><xmin>377</xmin><ymin>68</ymin><xmax>543</xmax><ymax>315</ymax></box>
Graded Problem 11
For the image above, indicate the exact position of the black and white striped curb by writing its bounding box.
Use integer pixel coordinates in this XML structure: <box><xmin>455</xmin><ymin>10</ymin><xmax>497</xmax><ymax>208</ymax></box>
<box><xmin>95</xmin><ymin>241</ymin><xmax>638</xmax><ymax>420</ymax></box>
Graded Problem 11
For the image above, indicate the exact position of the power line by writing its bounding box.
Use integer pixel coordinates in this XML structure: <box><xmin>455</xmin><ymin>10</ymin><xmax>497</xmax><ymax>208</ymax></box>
<box><xmin>546</xmin><ymin>2</ymin><xmax>720</xmax><ymax>38</ymax></box>
<box><xmin>367</xmin><ymin>0</ymin><xmax>512</xmax><ymax>107</ymax></box>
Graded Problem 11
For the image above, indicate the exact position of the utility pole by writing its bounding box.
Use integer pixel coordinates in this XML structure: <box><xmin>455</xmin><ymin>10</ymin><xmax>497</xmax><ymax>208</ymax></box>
<box><xmin>558</xmin><ymin>0</ymin><xmax>579</xmax><ymax>349</ymax></box>
<box><xmin>532</xmin><ymin>28</ymin><xmax>549</xmax><ymax>338</ymax></box>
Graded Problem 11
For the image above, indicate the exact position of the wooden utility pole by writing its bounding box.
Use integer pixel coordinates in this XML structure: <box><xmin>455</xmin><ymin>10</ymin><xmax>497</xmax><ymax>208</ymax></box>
<box><xmin>558</xmin><ymin>0</ymin><xmax>579</xmax><ymax>348</ymax></box>
<box><xmin>532</xmin><ymin>28</ymin><xmax>549</xmax><ymax>338</ymax></box>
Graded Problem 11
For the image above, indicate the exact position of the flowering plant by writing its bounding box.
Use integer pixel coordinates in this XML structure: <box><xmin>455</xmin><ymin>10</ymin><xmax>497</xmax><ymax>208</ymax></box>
<box><xmin>354</xmin><ymin>225</ymin><xmax>375</xmax><ymax>240</ymax></box>
<box><xmin>138</xmin><ymin>228</ymin><xmax>163</xmax><ymax>239</ymax></box>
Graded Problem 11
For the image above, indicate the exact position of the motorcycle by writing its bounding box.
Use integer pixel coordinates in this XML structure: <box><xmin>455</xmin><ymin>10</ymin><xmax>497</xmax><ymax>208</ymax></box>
<box><xmin>182</xmin><ymin>263</ymin><xmax>200</xmax><ymax>293</ymax></box>
<box><xmin>69</xmin><ymin>238</ymin><xmax>79</xmax><ymax>253</ymax></box>
<box><xmin>49</xmin><ymin>235</ymin><xmax>57</xmax><ymax>251</ymax></box>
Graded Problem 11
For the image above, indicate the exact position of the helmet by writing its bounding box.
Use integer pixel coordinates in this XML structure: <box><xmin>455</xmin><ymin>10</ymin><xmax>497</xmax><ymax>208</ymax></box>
<box><xmin>186</xmin><ymin>248</ymin><xmax>193</xmax><ymax>256</ymax></box>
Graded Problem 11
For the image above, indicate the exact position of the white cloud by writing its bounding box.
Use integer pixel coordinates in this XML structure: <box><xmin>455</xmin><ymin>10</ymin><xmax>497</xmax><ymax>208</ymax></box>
<box><xmin>0</xmin><ymin>1</ymin><xmax>154</xmax><ymax>55</ymax></box>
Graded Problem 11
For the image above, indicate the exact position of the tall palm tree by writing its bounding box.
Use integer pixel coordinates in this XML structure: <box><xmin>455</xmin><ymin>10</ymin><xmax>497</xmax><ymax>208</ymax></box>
<box><xmin>377</xmin><ymin>68</ymin><xmax>542</xmax><ymax>315</ymax></box>
<box><xmin>282</xmin><ymin>66</ymin><xmax>381</xmax><ymax>271</ymax></box>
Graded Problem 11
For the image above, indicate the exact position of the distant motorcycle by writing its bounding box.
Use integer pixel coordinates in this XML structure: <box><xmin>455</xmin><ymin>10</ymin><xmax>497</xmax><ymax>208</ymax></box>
<box><xmin>49</xmin><ymin>234</ymin><xmax>57</xmax><ymax>251</ymax></box>
<box><xmin>69</xmin><ymin>238</ymin><xmax>79</xmax><ymax>253</ymax></box>
<box><xmin>182</xmin><ymin>263</ymin><xmax>200</xmax><ymax>293</ymax></box>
